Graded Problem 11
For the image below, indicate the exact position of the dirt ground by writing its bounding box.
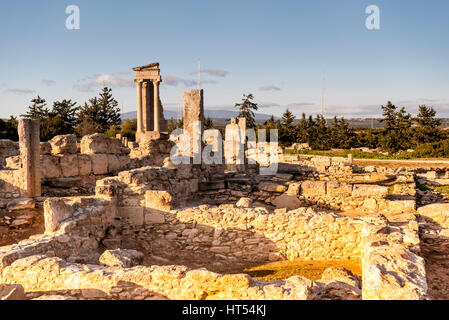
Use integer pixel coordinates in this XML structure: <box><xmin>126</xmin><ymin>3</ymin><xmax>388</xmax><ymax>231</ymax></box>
<box><xmin>242</xmin><ymin>259</ymin><xmax>362</xmax><ymax>281</ymax></box>
<box><xmin>0</xmin><ymin>208</ymin><xmax>44</xmax><ymax>247</ymax></box>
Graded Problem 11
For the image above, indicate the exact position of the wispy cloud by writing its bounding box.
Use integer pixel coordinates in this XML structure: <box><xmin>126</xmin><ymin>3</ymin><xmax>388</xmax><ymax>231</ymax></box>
<box><xmin>5</xmin><ymin>88</ymin><xmax>35</xmax><ymax>95</ymax></box>
<box><xmin>258</xmin><ymin>102</ymin><xmax>280</xmax><ymax>108</ymax></box>
<box><xmin>259</xmin><ymin>85</ymin><xmax>281</xmax><ymax>91</ymax></box>
<box><xmin>74</xmin><ymin>74</ymin><xmax>134</xmax><ymax>92</ymax></box>
<box><xmin>287</xmin><ymin>102</ymin><xmax>316</xmax><ymax>108</ymax></box>
<box><xmin>162</xmin><ymin>75</ymin><xmax>197</xmax><ymax>87</ymax></box>
<box><xmin>41</xmin><ymin>79</ymin><xmax>55</xmax><ymax>86</ymax></box>
<box><xmin>190</xmin><ymin>69</ymin><xmax>229</xmax><ymax>77</ymax></box>
<box><xmin>162</xmin><ymin>75</ymin><xmax>217</xmax><ymax>87</ymax></box>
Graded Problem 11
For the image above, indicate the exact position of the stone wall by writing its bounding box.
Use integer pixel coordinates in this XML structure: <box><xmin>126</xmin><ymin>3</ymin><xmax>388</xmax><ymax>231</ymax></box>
<box><xmin>199</xmin><ymin>176</ymin><xmax>416</xmax><ymax>214</ymax></box>
<box><xmin>0</xmin><ymin>139</ymin><xmax>19</xmax><ymax>168</ymax></box>
<box><xmin>142</xmin><ymin>205</ymin><xmax>364</xmax><ymax>263</ymax></box>
<box><xmin>0</xmin><ymin>196</ymin><xmax>116</xmax><ymax>269</ymax></box>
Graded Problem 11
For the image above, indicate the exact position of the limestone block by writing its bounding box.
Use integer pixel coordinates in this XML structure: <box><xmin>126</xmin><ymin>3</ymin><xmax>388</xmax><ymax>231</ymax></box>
<box><xmin>80</xmin><ymin>133</ymin><xmax>123</xmax><ymax>154</ymax></box>
<box><xmin>145</xmin><ymin>211</ymin><xmax>165</xmax><ymax>224</ymax></box>
<box><xmin>77</xmin><ymin>154</ymin><xmax>92</xmax><ymax>176</ymax></box>
<box><xmin>40</xmin><ymin>142</ymin><xmax>52</xmax><ymax>155</ymax></box>
<box><xmin>387</xmin><ymin>200</ymin><xmax>416</xmax><ymax>213</ymax></box>
<box><xmin>286</xmin><ymin>182</ymin><xmax>301</xmax><ymax>196</ymax></box>
<box><xmin>362</xmin><ymin>199</ymin><xmax>377</xmax><ymax>211</ymax></box>
<box><xmin>6</xmin><ymin>198</ymin><xmax>35</xmax><ymax>211</ymax></box>
<box><xmin>145</xmin><ymin>190</ymin><xmax>172</xmax><ymax>211</ymax></box>
<box><xmin>40</xmin><ymin>155</ymin><xmax>62</xmax><ymax>179</ymax></box>
<box><xmin>118</xmin><ymin>207</ymin><xmax>144</xmax><ymax>226</ymax></box>
<box><xmin>301</xmin><ymin>181</ymin><xmax>326</xmax><ymax>197</ymax></box>
<box><xmin>5</xmin><ymin>156</ymin><xmax>21</xmax><ymax>169</ymax></box>
<box><xmin>44</xmin><ymin>198</ymin><xmax>75</xmax><ymax>232</ymax></box>
<box><xmin>118</xmin><ymin>155</ymin><xmax>131</xmax><ymax>171</ymax></box>
<box><xmin>326</xmin><ymin>181</ymin><xmax>352</xmax><ymax>197</ymax></box>
<box><xmin>107</xmin><ymin>155</ymin><xmax>121</xmax><ymax>173</ymax></box>
<box><xmin>258</xmin><ymin>182</ymin><xmax>287</xmax><ymax>193</ymax></box>
<box><xmin>417</xmin><ymin>203</ymin><xmax>449</xmax><ymax>227</ymax></box>
<box><xmin>60</xmin><ymin>154</ymin><xmax>79</xmax><ymax>177</ymax></box>
<box><xmin>352</xmin><ymin>184</ymin><xmax>388</xmax><ymax>198</ymax></box>
<box><xmin>49</xmin><ymin>134</ymin><xmax>77</xmax><ymax>154</ymax></box>
<box><xmin>272</xmin><ymin>194</ymin><xmax>301</xmax><ymax>210</ymax></box>
<box><xmin>99</xmin><ymin>249</ymin><xmax>144</xmax><ymax>268</ymax></box>
<box><xmin>91</xmin><ymin>154</ymin><xmax>109</xmax><ymax>175</ymax></box>
<box><xmin>236</xmin><ymin>197</ymin><xmax>253</xmax><ymax>208</ymax></box>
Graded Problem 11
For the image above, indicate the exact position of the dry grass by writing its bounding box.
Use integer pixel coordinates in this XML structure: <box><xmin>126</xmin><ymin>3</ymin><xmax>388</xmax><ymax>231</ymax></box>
<box><xmin>242</xmin><ymin>258</ymin><xmax>362</xmax><ymax>281</ymax></box>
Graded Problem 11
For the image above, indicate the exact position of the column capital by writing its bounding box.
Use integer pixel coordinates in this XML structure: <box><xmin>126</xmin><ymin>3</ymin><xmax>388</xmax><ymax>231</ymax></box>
<box><xmin>134</xmin><ymin>79</ymin><xmax>143</xmax><ymax>85</ymax></box>
<box><xmin>142</xmin><ymin>81</ymin><xmax>148</xmax><ymax>88</ymax></box>
<box><xmin>152</xmin><ymin>77</ymin><xmax>161</xmax><ymax>85</ymax></box>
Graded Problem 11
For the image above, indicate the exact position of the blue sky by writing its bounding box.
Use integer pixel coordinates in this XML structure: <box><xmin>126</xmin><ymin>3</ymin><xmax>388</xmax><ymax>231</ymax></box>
<box><xmin>0</xmin><ymin>0</ymin><xmax>448</xmax><ymax>119</ymax></box>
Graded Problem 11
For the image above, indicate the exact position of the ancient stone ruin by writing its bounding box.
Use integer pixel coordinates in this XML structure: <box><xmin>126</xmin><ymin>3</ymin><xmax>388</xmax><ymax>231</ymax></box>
<box><xmin>0</xmin><ymin>63</ymin><xmax>448</xmax><ymax>300</ymax></box>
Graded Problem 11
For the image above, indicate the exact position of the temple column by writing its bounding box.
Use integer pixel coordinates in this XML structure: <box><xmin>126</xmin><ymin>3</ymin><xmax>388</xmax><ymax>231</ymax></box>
<box><xmin>135</xmin><ymin>80</ymin><xmax>144</xmax><ymax>133</ymax></box>
<box><xmin>142</xmin><ymin>81</ymin><xmax>148</xmax><ymax>131</ymax></box>
<box><xmin>153</xmin><ymin>79</ymin><xmax>160</xmax><ymax>132</ymax></box>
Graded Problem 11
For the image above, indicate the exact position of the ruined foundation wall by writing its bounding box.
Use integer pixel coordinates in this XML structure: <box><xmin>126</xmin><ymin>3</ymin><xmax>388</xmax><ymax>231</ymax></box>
<box><xmin>143</xmin><ymin>206</ymin><xmax>364</xmax><ymax>262</ymax></box>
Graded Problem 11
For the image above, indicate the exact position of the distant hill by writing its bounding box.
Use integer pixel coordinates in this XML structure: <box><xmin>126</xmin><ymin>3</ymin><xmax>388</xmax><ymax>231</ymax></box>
<box><xmin>121</xmin><ymin>109</ymin><xmax>276</xmax><ymax>121</ymax></box>
<box><xmin>117</xmin><ymin>112</ymin><xmax>449</xmax><ymax>129</ymax></box>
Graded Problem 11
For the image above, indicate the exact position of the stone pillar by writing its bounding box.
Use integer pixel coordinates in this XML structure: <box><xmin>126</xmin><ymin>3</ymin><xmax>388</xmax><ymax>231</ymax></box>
<box><xmin>183</xmin><ymin>89</ymin><xmax>204</xmax><ymax>139</ymax></box>
<box><xmin>135</xmin><ymin>80</ymin><xmax>144</xmax><ymax>133</ymax></box>
<box><xmin>153</xmin><ymin>79</ymin><xmax>160</xmax><ymax>133</ymax></box>
<box><xmin>183</xmin><ymin>89</ymin><xmax>204</xmax><ymax>160</ymax></box>
<box><xmin>18</xmin><ymin>119</ymin><xmax>41</xmax><ymax>197</ymax></box>
<box><xmin>142</xmin><ymin>81</ymin><xmax>148</xmax><ymax>131</ymax></box>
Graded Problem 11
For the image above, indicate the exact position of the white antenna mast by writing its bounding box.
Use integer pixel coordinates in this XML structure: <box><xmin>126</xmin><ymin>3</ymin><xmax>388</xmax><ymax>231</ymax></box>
<box><xmin>198</xmin><ymin>60</ymin><xmax>201</xmax><ymax>89</ymax></box>
<box><xmin>322</xmin><ymin>73</ymin><xmax>326</xmax><ymax>125</ymax></box>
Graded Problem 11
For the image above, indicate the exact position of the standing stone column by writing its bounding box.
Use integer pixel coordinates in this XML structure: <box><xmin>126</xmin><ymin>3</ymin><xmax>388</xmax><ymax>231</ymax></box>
<box><xmin>135</xmin><ymin>80</ymin><xmax>144</xmax><ymax>133</ymax></box>
<box><xmin>142</xmin><ymin>81</ymin><xmax>148</xmax><ymax>131</ymax></box>
<box><xmin>18</xmin><ymin>119</ymin><xmax>41</xmax><ymax>197</ymax></box>
<box><xmin>183</xmin><ymin>89</ymin><xmax>204</xmax><ymax>161</ymax></box>
<box><xmin>153</xmin><ymin>79</ymin><xmax>160</xmax><ymax>133</ymax></box>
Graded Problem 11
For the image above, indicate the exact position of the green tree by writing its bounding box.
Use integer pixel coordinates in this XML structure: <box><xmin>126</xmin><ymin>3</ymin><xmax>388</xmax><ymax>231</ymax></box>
<box><xmin>296</xmin><ymin>113</ymin><xmax>309</xmax><ymax>143</ymax></box>
<box><xmin>120</xmin><ymin>118</ymin><xmax>137</xmax><ymax>140</ymax></box>
<box><xmin>0</xmin><ymin>116</ymin><xmax>18</xmax><ymax>140</ymax></box>
<box><xmin>379</xmin><ymin>101</ymin><xmax>412</xmax><ymax>153</ymax></box>
<box><xmin>22</xmin><ymin>96</ymin><xmax>48</xmax><ymax>120</ymax></box>
<box><xmin>234</xmin><ymin>93</ymin><xmax>258</xmax><ymax>128</ymax></box>
<box><xmin>204</xmin><ymin>117</ymin><xmax>214</xmax><ymax>130</ymax></box>
<box><xmin>330</xmin><ymin>117</ymin><xmax>356</xmax><ymax>149</ymax></box>
<box><xmin>167</xmin><ymin>117</ymin><xmax>184</xmax><ymax>133</ymax></box>
<box><xmin>413</xmin><ymin>105</ymin><xmax>442</xmax><ymax>144</ymax></box>
<box><xmin>77</xmin><ymin>87</ymin><xmax>121</xmax><ymax>133</ymax></box>
<box><xmin>280</xmin><ymin>109</ymin><xmax>297</xmax><ymax>146</ymax></box>
<box><xmin>47</xmin><ymin>99</ymin><xmax>79</xmax><ymax>137</ymax></box>
<box><xmin>263</xmin><ymin>115</ymin><xmax>281</xmax><ymax>130</ymax></box>
<box><xmin>21</xmin><ymin>96</ymin><xmax>52</xmax><ymax>140</ymax></box>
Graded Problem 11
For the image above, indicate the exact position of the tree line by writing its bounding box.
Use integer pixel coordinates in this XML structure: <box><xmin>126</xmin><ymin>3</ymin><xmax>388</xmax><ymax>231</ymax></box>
<box><xmin>235</xmin><ymin>94</ymin><xmax>446</xmax><ymax>154</ymax></box>
<box><xmin>1</xmin><ymin>90</ymin><xmax>447</xmax><ymax>156</ymax></box>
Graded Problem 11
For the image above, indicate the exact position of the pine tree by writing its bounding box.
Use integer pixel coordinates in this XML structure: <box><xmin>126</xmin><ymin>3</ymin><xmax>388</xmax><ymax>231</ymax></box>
<box><xmin>22</xmin><ymin>96</ymin><xmax>48</xmax><ymax>120</ymax></box>
<box><xmin>204</xmin><ymin>117</ymin><xmax>214</xmax><ymax>130</ymax></box>
<box><xmin>235</xmin><ymin>93</ymin><xmax>258</xmax><ymax>128</ymax></box>
<box><xmin>413</xmin><ymin>105</ymin><xmax>442</xmax><ymax>144</ymax></box>
<box><xmin>280</xmin><ymin>109</ymin><xmax>297</xmax><ymax>146</ymax></box>
<box><xmin>47</xmin><ymin>99</ymin><xmax>79</xmax><ymax>136</ymax></box>
<box><xmin>77</xmin><ymin>87</ymin><xmax>121</xmax><ymax>133</ymax></box>
<box><xmin>379</xmin><ymin>101</ymin><xmax>412</xmax><ymax>153</ymax></box>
